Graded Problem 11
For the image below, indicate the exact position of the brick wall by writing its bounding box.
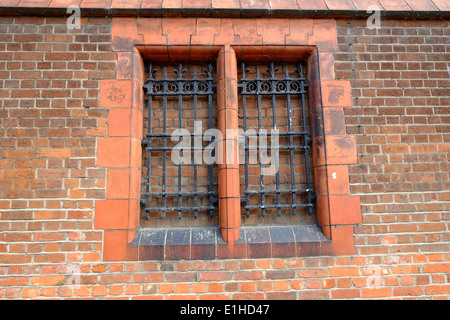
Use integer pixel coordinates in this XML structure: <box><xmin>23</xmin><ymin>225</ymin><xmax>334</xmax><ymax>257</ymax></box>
<box><xmin>0</xmin><ymin>16</ymin><xmax>448</xmax><ymax>299</ymax></box>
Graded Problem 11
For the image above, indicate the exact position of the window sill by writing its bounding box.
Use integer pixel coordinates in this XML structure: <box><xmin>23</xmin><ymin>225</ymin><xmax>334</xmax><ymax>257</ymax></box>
<box><xmin>130</xmin><ymin>225</ymin><xmax>330</xmax><ymax>260</ymax></box>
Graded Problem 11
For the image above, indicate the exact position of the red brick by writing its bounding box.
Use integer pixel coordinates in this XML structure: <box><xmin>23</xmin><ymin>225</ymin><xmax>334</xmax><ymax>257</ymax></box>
<box><xmin>31</xmin><ymin>275</ymin><xmax>65</xmax><ymax>286</ymax></box>
<box><xmin>100</xmin><ymin>80</ymin><xmax>132</xmax><ymax>109</ymax></box>
<box><xmin>325</xmin><ymin>135</ymin><xmax>357</xmax><ymax>165</ymax></box>
<box><xmin>321</xmin><ymin>80</ymin><xmax>352</xmax><ymax>107</ymax></box>
<box><xmin>39</xmin><ymin>148</ymin><xmax>70</xmax><ymax>158</ymax></box>
<box><xmin>95</xmin><ymin>199</ymin><xmax>129</xmax><ymax>230</ymax></box>
<box><xmin>106</xmin><ymin>169</ymin><xmax>130</xmax><ymax>199</ymax></box>
<box><xmin>362</xmin><ymin>287</ymin><xmax>392</xmax><ymax>298</ymax></box>
<box><xmin>97</xmin><ymin>137</ymin><xmax>131</xmax><ymax>168</ymax></box>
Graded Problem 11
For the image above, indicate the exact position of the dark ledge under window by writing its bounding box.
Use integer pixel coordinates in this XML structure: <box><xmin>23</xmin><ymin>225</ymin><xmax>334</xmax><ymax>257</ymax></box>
<box><xmin>130</xmin><ymin>225</ymin><xmax>329</xmax><ymax>260</ymax></box>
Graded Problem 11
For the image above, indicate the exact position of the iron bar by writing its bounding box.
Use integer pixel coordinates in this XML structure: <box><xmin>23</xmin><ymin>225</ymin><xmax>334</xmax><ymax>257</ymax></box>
<box><xmin>145</xmin><ymin>191</ymin><xmax>215</xmax><ymax>197</ymax></box>
<box><xmin>145</xmin><ymin>206</ymin><xmax>215</xmax><ymax>212</ymax></box>
<box><xmin>206</xmin><ymin>64</ymin><xmax>215</xmax><ymax>218</ymax></box>
<box><xmin>244</xmin><ymin>188</ymin><xmax>312</xmax><ymax>194</ymax></box>
<box><xmin>245</xmin><ymin>203</ymin><xmax>313</xmax><ymax>210</ymax></box>
<box><xmin>144</xmin><ymin>63</ymin><xmax>154</xmax><ymax>220</ymax></box>
<box><xmin>268</xmin><ymin>62</ymin><xmax>281</xmax><ymax>216</ymax></box>
<box><xmin>177</xmin><ymin>63</ymin><xmax>183</xmax><ymax>219</ymax></box>
<box><xmin>286</xmin><ymin>67</ymin><xmax>297</xmax><ymax>216</ymax></box>
<box><xmin>256</xmin><ymin>66</ymin><xmax>266</xmax><ymax>217</ymax></box>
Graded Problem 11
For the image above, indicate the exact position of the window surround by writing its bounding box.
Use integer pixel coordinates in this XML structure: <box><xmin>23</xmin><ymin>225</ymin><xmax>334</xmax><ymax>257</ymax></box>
<box><xmin>95</xmin><ymin>17</ymin><xmax>362</xmax><ymax>261</ymax></box>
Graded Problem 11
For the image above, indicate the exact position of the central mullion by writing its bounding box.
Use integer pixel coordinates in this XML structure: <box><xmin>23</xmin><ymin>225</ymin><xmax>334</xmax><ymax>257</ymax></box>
<box><xmin>217</xmin><ymin>45</ymin><xmax>240</xmax><ymax>244</ymax></box>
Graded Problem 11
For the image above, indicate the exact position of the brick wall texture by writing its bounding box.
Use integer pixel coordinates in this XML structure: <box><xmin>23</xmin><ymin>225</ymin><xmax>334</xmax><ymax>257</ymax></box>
<box><xmin>0</xmin><ymin>16</ymin><xmax>449</xmax><ymax>299</ymax></box>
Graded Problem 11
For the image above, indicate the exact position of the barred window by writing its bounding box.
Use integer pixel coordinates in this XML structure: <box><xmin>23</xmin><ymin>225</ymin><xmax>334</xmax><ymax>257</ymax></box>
<box><xmin>141</xmin><ymin>62</ymin><xmax>219</xmax><ymax>228</ymax></box>
<box><xmin>140</xmin><ymin>59</ymin><xmax>316</xmax><ymax>233</ymax></box>
<box><xmin>237</xmin><ymin>62</ymin><xmax>315</xmax><ymax>225</ymax></box>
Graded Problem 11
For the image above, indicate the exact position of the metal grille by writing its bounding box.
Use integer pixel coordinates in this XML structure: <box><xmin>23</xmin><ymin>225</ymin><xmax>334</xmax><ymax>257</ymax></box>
<box><xmin>238</xmin><ymin>62</ymin><xmax>315</xmax><ymax>218</ymax></box>
<box><xmin>141</xmin><ymin>63</ymin><xmax>217</xmax><ymax>220</ymax></box>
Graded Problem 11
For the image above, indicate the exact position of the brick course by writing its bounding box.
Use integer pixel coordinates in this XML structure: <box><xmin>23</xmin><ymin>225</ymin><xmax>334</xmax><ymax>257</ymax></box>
<box><xmin>0</xmin><ymin>14</ymin><xmax>449</xmax><ymax>299</ymax></box>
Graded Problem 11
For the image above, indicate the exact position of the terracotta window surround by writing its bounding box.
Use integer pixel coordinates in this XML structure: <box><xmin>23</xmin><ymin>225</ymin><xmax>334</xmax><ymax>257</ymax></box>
<box><xmin>95</xmin><ymin>17</ymin><xmax>362</xmax><ymax>261</ymax></box>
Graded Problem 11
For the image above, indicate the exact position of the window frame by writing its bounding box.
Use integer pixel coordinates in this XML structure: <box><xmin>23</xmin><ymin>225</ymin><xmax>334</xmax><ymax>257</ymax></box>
<box><xmin>95</xmin><ymin>18</ymin><xmax>361</xmax><ymax>261</ymax></box>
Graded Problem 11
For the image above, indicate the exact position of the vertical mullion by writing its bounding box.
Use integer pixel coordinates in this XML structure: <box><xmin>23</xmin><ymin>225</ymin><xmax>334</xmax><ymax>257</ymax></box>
<box><xmin>256</xmin><ymin>66</ymin><xmax>266</xmax><ymax>217</ymax></box>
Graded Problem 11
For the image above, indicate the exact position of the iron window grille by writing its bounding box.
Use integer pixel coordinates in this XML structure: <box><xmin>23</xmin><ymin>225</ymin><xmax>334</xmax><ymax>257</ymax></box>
<box><xmin>238</xmin><ymin>62</ymin><xmax>315</xmax><ymax>218</ymax></box>
<box><xmin>141</xmin><ymin>61</ymin><xmax>315</xmax><ymax>222</ymax></box>
<box><xmin>141</xmin><ymin>62</ymin><xmax>217</xmax><ymax>220</ymax></box>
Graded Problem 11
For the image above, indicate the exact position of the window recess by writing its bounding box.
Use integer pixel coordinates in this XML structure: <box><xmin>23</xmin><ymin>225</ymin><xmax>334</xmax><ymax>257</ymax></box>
<box><xmin>238</xmin><ymin>61</ymin><xmax>316</xmax><ymax>222</ymax></box>
<box><xmin>141</xmin><ymin>62</ymin><xmax>218</xmax><ymax>225</ymax></box>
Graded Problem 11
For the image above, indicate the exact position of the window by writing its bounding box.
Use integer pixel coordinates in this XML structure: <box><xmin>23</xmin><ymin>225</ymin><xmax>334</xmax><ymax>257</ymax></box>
<box><xmin>97</xmin><ymin>17</ymin><xmax>361</xmax><ymax>261</ymax></box>
<box><xmin>141</xmin><ymin>62</ymin><xmax>218</xmax><ymax>227</ymax></box>
<box><xmin>140</xmin><ymin>46</ymin><xmax>318</xmax><ymax>246</ymax></box>
<box><xmin>237</xmin><ymin>61</ymin><xmax>315</xmax><ymax>224</ymax></box>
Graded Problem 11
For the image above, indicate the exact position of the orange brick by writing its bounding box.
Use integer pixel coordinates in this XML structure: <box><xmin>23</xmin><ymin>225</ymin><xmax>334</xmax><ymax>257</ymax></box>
<box><xmin>109</xmin><ymin>285</ymin><xmax>124</xmax><ymax>295</ymax></box>
<box><xmin>285</xmin><ymin>18</ymin><xmax>313</xmax><ymax>45</ymax></box>
<box><xmin>308</xmin><ymin>19</ymin><xmax>338</xmax><ymax>52</ymax></box>
<box><xmin>108</xmin><ymin>109</ymin><xmax>131</xmax><ymax>137</ymax></box>
<box><xmin>241</xmin><ymin>282</ymin><xmax>256</xmax><ymax>292</ymax></box>
<box><xmin>158</xmin><ymin>283</ymin><xmax>174</xmax><ymax>294</ymax></box>
<box><xmin>106</xmin><ymin>169</ymin><xmax>130</xmax><ymax>199</ymax></box>
<box><xmin>321</xmin><ymin>80</ymin><xmax>352</xmax><ymax>107</ymax></box>
<box><xmin>39</xmin><ymin>148</ymin><xmax>70</xmax><ymax>158</ymax></box>
<box><xmin>323</xmin><ymin>107</ymin><xmax>346</xmax><ymax>135</ymax></box>
<box><xmin>31</xmin><ymin>275</ymin><xmax>65</xmax><ymax>286</ymax></box>
<box><xmin>103</xmin><ymin>231</ymin><xmax>138</xmax><ymax>261</ymax></box>
<box><xmin>325</xmin><ymin>135</ymin><xmax>357</xmax><ymax>165</ymax></box>
<box><xmin>329</xmin><ymin>195</ymin><xmax>362</xmax><ymax>225</ymax></box>
<box><xmin>362</xmin><ymin>287</ymin><xmax>392</xmax><ymax>298</ymax></box>
<box><xmin>125</xmin><ymin>284</ymin><xmax>142</xmax><ymax>295</ymax></box>
<box><xmin>100</xmin><ymin>80</ymin><xmax>132</xmax><ymax>109</ymax></box>
<box><xmin>257</xmin><ymin>18</ymin><xmax>290</xmax><ymax>45</ymax></box>
<box><xmin>91</xmin><ymin>285</ymin><xmax>108</xmax><ymax>297</ymax></box>
<box><xmin>331</xmin><ymin>288</ymin><xmax>360</xmax><ymax>299</ymax></box>
<box><xmin>112</xmin><ymin>17</ymin><xmax>143</xmax><ymax>51</ymax></box>
<box><xmin>329</xmin><ymin>267</ymin><xmax>360</xmax><ymax>277</ymax></box>
<box><xmin>95</xmin><ymin>199</ymin><xmax>129</xmax><ymax>230</ymax></box>
<box><xmin>192</xmin><ymin>283</ymin><xmax>208</xmax><ymax>293</ymax></box>
<box><xmin>162</xmin><ymin>18</ymin><xmax>196</xmax><ymax>45</ymax></box>
<box><xmin>97</xmin><ymin>137</ymin><xmax>131</xmax><ymax>168</ymax></box>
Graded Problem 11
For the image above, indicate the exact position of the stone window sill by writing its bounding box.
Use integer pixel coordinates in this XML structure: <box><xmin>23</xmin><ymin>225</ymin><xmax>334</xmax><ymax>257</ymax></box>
<box><xmin>130</xmin><ymin>225</ymin><xmax>330</xmax><ymax>260</ymax></box>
